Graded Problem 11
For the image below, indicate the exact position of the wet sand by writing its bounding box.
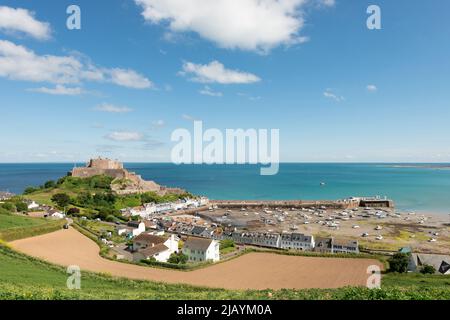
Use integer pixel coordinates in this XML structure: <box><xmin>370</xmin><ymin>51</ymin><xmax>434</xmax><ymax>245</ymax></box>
<box><xmin>10</xmin><ymin>228</ymin><xmax>382</xmax><ymax>290</ymax></box>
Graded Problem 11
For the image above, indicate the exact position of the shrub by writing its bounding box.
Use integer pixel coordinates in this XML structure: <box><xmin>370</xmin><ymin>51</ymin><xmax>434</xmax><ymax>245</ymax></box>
<box><xmin>23</xmin><ymin>187</ymin><xmax>39</xmax><ymax>195</ymax></box>
<box><xmin>420</xmin><ymin>265</ymin><xmax>436</xmax><ymax>275</ymax></box>
<box><xmin>0</xmin><ymin>202</ymin><xmax>16</xmax><ymax>212</ymax></box>
<box><xmin>44</xmin><ymin>180</ymin><xmax>56</xmax><ymax>189</ymax></box>
<box><xmin>67</xmin><ymin>207</ymin><xmax>81</xmax><ymax>216</ymax></box>
<box><xmin>105</xmin><ymin>215</ymin><xmax>116</xmax><ymax>222</ymax></box>
<box><xmin>14</xmin><ymin>201</ymin><xmax>28</xmax><ymax>213</ymax></box>
<box><xmin>388</xmin><ymin>253</ymin><xmax>410</xmax><ymax>273</ymax></box>
<box><xmin>168</xmin><ymin>252</ymin><xmax>188</xmax><ymax>264</ymax></box>
<box><xmin>220</xmin><ymin>239</ymin><xmax>235</xmax><ymax>250</ymax></box>
<box><xmin>51</xmin><ymin>193</ymin><xmax>71</xmax><ymax>208</ymax></box>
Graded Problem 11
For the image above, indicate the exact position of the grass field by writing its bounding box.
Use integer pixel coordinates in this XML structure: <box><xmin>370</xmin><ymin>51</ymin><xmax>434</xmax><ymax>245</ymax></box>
<box><xmin>0</xmin><ymin>213</ymin><xmax>65</xmax><ymax>242</ymax></box>
<box><xmin>0</xmin><ymin>214</ymin><xmax>49</xmax><ymax>230</ymax></box>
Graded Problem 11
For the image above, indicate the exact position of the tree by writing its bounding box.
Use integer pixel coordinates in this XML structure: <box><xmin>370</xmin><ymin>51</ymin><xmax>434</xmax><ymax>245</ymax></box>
<box><xmin>168</xmin><ymin>252</ymin><xmax>188</xmax><ymax>264</ymax></box>
<box><xmin>51</xmin><ymin>193</ymin><xmax>71</xmax><ymax>208</ymax></box>
<box><xmin>24</xmin><ymin>186</ymin><xmax>38</xmax><ymax>194</ymax></box>
<box><xmin>105</xmin><ymin>215</ymin><xmax>116</xmax><ymax>222</ymax></box>
<box><xmin>14</xmin><ymin>201</ymin><xmax>28</xmax><ymax>212</ymax></box>
<box><xmin>220</xmin><ymin>239</ymin><xmax>235</xmax><ymax>250</ymax></box>
<box><xmin>67</xmin><ymin>207</ymin><xmax>81</xmax><ymax>216</ymax></box>
<box><xmin>420</xmin><ymin>264</ymin><xmax>436</xmax><ymax>275</ymax></box>
<box><xmin>388</xmin><ymin>253</ymin><xmax>410</xmax><ymax>273</ymax></box>
<box><xmin>44</xmin><ymin>180</ymin><xmax>56</xmax><ymax>189</ymax></box>
<box><xmin>0</xmin><ymin>202</ymin><xmax>16</xmax><ymax>212</ymax></box>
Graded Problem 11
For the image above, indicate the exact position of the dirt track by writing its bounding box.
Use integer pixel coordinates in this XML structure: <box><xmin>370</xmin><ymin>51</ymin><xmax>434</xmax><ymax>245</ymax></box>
<box><xmin>11</xmin><ymin>228</ymin><xmax>382</xmax><ymax>290</ymax></box>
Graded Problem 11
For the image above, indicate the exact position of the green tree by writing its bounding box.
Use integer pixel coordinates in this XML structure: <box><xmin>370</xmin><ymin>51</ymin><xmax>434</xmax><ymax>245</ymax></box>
<box><xmin>51</xmin><ymin>193</ymin><xmax>71</xmax><ymax>208</ymax></box>
<box><xmin>168</xmin><ymin>252</ymin><xmax>188</xmax><ymax>264</ymax></box>
<box><xmin>0</xmin><ymin>202</ymin><xmax>16</xmax><ymax>212</ymax></box>
<box><xmin>23</xmin><ymin>186</ymin><xmax>38</xmax><ymax>194</ymax></box>
<box><xmin>220</xmin><ymin>239</ymin><xmax>235</xmax><ymax>250</ymax></box>
<box><xmin>44</xmin><ymin>180</ymin><xmax>56</xmax><ymax>189</ymax></box>
<box><xmin>388</xmin><ymin>253</ymin><xmax>410</xmax><ymax>273</ymax></box>
<box><xmin>67</xmin><ymin>207</ymin><xmax>81</xmax><ymax>216</ymax></box>
<box><xmin>14</xmin><ymin>201</ymin><xmax>28</xmax><ymax>212</ymax></box>
<box><xmin>105</xmin><ymin>215</ymin><xmax>116</xmax><ymax>222</ymax></box>
<box><xmin>420</xmin><ymin>264</ymin><xmax>436</xmax><ymax>274</ymax></box>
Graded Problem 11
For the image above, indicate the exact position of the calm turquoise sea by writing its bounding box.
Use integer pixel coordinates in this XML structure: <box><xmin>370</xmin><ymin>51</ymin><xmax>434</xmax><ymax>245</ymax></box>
<box><xmin>1</xmin><ymin>163</ymin><xmax>450</xmax><ymax>214</ymax></box>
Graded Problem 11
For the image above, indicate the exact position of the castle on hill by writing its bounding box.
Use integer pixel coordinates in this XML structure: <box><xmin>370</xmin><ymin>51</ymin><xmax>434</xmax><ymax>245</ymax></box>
<box><xmin>70</xmin><ymin>158</ymin><xmax>185</xmax><ymax>196</ymax></box>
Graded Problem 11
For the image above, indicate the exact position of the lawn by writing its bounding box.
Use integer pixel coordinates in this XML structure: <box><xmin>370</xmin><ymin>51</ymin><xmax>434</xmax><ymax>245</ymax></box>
<box><xmin>0</xmin><ymin>214</ymin><xmax>48</xmax><ymax>231</ymax></box>
<box><xmin>0</xmin><ymin>213</ymin><xmax>65</xmax><ymax>242</ymax></box>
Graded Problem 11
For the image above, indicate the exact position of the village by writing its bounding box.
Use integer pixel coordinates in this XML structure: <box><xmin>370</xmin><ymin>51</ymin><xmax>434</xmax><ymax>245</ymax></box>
<box><xmin>1</xmin><ymin>158</ymin><xmax>449</xmax><ymax>274</ymax></box>
<box><xmin>2</xmin><ymin>184</ymin><xmax>449</xmax><ymax>275</ymax></box>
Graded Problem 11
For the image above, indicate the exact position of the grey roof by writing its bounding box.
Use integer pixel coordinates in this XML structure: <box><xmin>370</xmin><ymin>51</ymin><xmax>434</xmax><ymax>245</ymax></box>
<box><xmin>191</xmin><ymin>226</ymin><xmax>207</xmax><ymax>235</ymax></box>
<box><xmin>184</xmin><ymin>237</ymin><xmax>213</xmax><ymax>251</ymax></box>
<box><xmin>315</xmin><ymin>237</ymin><xmax>333</xmax><ymax>249</ymax></box>
<box><xmin>281</xmin><ymin>233</ymin><xmax>313</xmax><ymax>242</ymax></box>
<box><xmin>333</xmin><ymin>239</ymin><xmax>358</xmax><ymax>248</ymax></box>
<box><xmin>127</xmin><ymin>221</ymin><xmax>142</xmax><ymax>228</ymax></box>
<box><xmin>413</xmin><ymin>254</ymin><xmax>450</xmax><ymax>274</ymax></box>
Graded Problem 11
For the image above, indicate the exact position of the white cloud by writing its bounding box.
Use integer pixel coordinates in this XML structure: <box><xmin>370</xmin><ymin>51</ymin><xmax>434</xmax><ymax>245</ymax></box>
<box><xmin>237</xmin><ymin>92</ymin><xmax>262</xmax><ymax>101</ymax></box>
<box><xmin>107</xmin><ymin>68</ymin><xmax>153</xmax><ymax>89</ymax></box>
<box><xmin>0</xmin><ymin>6</ymin><xmax>51</xmax><ymax>40</ymax></box>
<box><xmin>199</xmin><ymin>85</ymin><xmax>223</xmax><ymax>97</ymax></box>
<box><xmin>181</xmin><ymin>60</ymin><xmax>260</xmax><ymax>84</ymax></box>
<box><xmin>367</xmin><ymin>84</ymin><xmax>377</xmax><ymax>92</ymax></box>
<box><xmin>323</xmin><ymin>89</ymin><xmax>344</xmax><ymax>102</ymax></box>
<box><xmin>28</xmin><ymin>85</ymin><xmax>83</xmax><ymax>96</ymax></box>
<box><xmin>182</xmin><ymin>114</ymin><xmax>198</xmax><ymax>121</ymax></box>
<box><xmin>151</xmin><ymin>119</ymin><xmax>166</xmax><ymax>128</ymax></box>
<box><xmin>95</xmin><ymin>103</ymin><xmax>133</xmax><ymax>113</ymax></box>
<box><xmin>135</xmin><ymin>0</ymin><xmax>317</xmax><ymax>52</ymax></box>
<box><xmin>105</xmin><ymin>131</ymin><xmax>145</xmax><ymax>142</ymax></box>
<box><xmin>0</xmin><ymin>40</ymin><xmax>152</xmax><ymax>89</ymax></box>
<box><xmin>320</xmin><ymin>0</ymin><xmax>335</xmax><ymax>7</ymax></box>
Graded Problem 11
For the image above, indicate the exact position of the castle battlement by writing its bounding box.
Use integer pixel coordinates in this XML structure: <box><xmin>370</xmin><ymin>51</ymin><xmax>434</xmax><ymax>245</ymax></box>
<box><xmin>69</xmin><ymin>158</ymin><xmax>186</xmax><ymax>196</ymax></box>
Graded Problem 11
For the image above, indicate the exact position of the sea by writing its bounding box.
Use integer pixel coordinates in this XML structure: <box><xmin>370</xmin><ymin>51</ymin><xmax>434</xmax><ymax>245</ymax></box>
<box><xmin>1</xmin><ymin>163</ymin><xmax>450</xmax><ymax>215</ymax></box>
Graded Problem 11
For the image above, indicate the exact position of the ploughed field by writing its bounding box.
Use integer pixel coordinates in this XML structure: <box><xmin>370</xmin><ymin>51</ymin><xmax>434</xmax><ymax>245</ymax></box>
<box><xmin>11</xmin><ymin>228</ymin><xmax>382</xmax><ymax>290</ymax></box>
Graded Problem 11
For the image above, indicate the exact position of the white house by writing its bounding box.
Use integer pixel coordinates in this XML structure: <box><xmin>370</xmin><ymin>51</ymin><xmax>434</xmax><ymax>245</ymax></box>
<box><xmin>48</xmin><ymin>209</ymin><xmax>65</xmax><ymax>220</ymax></box>
<box><xmin>117</xmin><ymin>221</ymin><xmax>146</xmax><ymax>237</ymax></box>
<box><xmin>232</xmin><ymin>232</ymin><xmax>281</xmax><ymax>248</ymax></box>
<box><xmin>155</xmin><ymin>202</ymin><xmax>172</xmax><ymax>213</ymax></box>
<box><xmin>127</xmin><ymin>221</ymin><xmax>146</xmax><ymax>237</ymax></box>
<box><xmin>182</xmin><ymin>237</ymin><xmax>220</xmax><ymax>263</ymax></box>
<box><xmin>27</xmin><ymin>201</ymin><xmax>40</xmax><ymax>210</ymax></box>
<box><xmin>132</xmin><ymin>233</ymin><xmax>179</xmax><ymax>263</ymax></box>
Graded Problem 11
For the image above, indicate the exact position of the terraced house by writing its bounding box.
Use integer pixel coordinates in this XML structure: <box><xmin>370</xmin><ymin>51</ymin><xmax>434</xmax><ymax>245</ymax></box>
<box><xmin>280</xmin><ymin>233</ymin><xmax>315</xmax><ymax>251</ymax></box>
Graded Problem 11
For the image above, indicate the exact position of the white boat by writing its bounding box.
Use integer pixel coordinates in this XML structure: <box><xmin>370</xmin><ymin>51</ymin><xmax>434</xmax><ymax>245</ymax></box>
<box><xmin>362</xmin><ymin>233</ymin><xmax>370</xmax><ymax>237</ymax></box>
<box><xmin>375</xmin><ymin>225</ymin><xmax>383</xmax><ymax>231</ymax></box>
<box><xmin>375</xmin><ymin>235</ymin><xmax>383</xmax><ymax>240</ymax></box>
<box><xmin>352</xmin><ymin>225</ymin><xmax>360</xmax><ymax>229</ymax></box>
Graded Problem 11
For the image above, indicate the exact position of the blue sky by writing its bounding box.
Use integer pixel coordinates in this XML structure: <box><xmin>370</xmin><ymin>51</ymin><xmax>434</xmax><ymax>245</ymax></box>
<box><xmin>0</xmin><ymin>0</ymin><xmax>449</xmax><ymax>163</ymax></box>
